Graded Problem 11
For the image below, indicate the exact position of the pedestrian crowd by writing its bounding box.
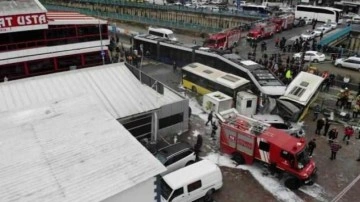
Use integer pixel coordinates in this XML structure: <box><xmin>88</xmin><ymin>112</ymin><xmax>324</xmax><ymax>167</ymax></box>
<box><xmin>311</xmin><ymin>114</ymin><xmax>360</xmax><ymax>161</ymax></box>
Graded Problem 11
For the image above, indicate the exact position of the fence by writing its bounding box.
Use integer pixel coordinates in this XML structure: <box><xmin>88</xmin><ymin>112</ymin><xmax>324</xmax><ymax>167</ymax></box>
<box><xmin>319</xmin><ymin>26</ymin><xmax>352</xmax><ymax>46</ymax></box>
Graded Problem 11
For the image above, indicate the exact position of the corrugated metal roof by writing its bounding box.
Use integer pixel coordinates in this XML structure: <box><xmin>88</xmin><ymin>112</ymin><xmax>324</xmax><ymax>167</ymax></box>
<box><xmin>0</xmin><ymin>0</ymin><xmax>46</xmax><ymax>16</ymax></box>
<box><xmin>0</xmin><ymin>95</ymin><xmax>166</xmax><ymax>202</ymax></box>
<box><xmin>0</xmin><ymin>63</ymin><xmax>163</xmax><ymax>118</ymax></box>
<box><xmin>46</xmin><ymin>11</ymin><xmax>107</xmax><ymax>25</ymax></box>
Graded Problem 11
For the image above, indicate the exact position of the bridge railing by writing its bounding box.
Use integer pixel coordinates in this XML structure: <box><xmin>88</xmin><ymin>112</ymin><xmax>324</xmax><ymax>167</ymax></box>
<box><xmin>44</xmin><ymin>4</ymin><xmax>223</xmax><ymax>33</ymax></box>
<box><xmin>319</xmin><ymin>26</ymin><xmax>352</xmax><ymax>46</ymax></box>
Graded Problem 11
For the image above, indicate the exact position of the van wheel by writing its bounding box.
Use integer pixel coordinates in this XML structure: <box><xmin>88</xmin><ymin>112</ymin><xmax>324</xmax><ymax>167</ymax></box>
<box><xmin>191</xmin><ymin>86</ymin><xmax>197</xmax><ymax>93</ymax></box>
<box><xmin>186</xmin><ymin>160</ymin><xmax>195</xmax><ymax>166</ymax></box>
<box><xmin>313</xmin><ymin>59</ymin><xmax>319</xmax><ymax>63</ymax></box>
<box><xmin>336</xmin><ymin>64</ymin><xmax>342</xmax><ymax>68</ymax></box>
<box><xmin>203</xmin><ymin>189</ymin><xmax>215</xmax><ymax>202</ymax></box>
<box><xmin>285</xmin><ymin>177</ymin><xmax>302</xmax><ymax>190</ymax></box>
<box><xmin>231</xmin><ymin>153</ymin><xmax>245</xmax><ymax>165</ymax></box>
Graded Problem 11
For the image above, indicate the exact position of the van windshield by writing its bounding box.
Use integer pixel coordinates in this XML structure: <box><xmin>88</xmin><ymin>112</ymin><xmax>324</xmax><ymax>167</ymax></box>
<box><xmin>168</xmin><ymin>34</ymin><xmax>176</xmax><ymax>40</ymax></box>
<box><xmin>296</xmin><ymin>149</ymin><xmax>310</xmax><ymax>169</ymax></box>
<box><xmin>160</xmin><ymin>179</ymin><xmax>173</xmax><ymax>200</ymax></box>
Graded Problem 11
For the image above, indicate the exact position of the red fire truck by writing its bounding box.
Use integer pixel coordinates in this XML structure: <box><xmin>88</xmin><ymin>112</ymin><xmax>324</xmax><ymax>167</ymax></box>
<box><xmin>271</xmin><ymin>14</ymin><xmax>295</xmax><ymax>32</ymax></box>
<box><xmin>217</xmin><ymin>109</ymin><xmax>317</xmax><ymax>190</ymax></box>
<box><xmin>246</xmin><ymin>23</ymin><xmax>276</xmax><ymax>41</ymax></box>
<box><xmin>203</xmin><ymin>28</ymin><xmax>241</xmax><ymax>50</ymax></box>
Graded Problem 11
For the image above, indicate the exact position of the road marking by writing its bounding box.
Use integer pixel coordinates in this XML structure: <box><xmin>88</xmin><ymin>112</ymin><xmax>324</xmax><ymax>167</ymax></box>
<box><xmin>331</xmin><ymin>174</ymin><xmax>360</xmax><ymax>202</ymax></box>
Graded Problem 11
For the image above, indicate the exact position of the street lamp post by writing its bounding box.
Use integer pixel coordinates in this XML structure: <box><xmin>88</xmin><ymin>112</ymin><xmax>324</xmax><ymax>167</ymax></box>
<box><xmin>99</xmin><ymin>20</ymin><xmax>105</xmax><ymax>65</ymax></box>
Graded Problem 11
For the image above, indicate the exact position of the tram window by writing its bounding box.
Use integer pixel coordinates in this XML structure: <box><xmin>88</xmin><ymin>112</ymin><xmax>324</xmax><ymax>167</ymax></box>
<box><xmin>28</xmin><ymin>59</ymin><xmax>53</xmax><ymax>74</ymax></box>
<box><xmin>58</xmin><ymin>55</ymin><xmax>82</xmax><ymax>70</ymax></box>
<box><xmin>84</xmin><ymin>52</ymin><xmax>103</xmax><ymax>66</ymax></box>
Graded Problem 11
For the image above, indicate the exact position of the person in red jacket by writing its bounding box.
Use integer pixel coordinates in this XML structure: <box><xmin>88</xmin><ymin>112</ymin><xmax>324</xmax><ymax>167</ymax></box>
<box><xmin>342</xmin><ymin>126</ymin><xmax>354</xmax><ymax>145</ymax></box>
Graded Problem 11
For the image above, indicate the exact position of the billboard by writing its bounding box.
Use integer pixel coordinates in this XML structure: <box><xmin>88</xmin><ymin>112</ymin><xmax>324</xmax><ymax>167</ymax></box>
<box><xmin>0</xmin><ymin>13</ymin><xmax>48</xmax><ymax>33</ymax></box>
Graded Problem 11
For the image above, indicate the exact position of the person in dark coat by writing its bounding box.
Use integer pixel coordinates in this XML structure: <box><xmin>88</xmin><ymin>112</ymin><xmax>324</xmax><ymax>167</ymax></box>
<box><xmin>194</xmin><ymin>134</ymin><xmax>203</xmax><ymax>161</ymax></box>
<box><xmin>328</xmin><ymin>128</ymin><xmax>338</xmax><ymax>144</ymax></box>
<box><xmin>330</xmin><ymin>141</ymin><xmax>342</xmax><ymax>160</ymax></box>
<box><xmin>206</xmin><ymin>111</ymin><xmax>213</xmax><ymax>126</ymax></box>
<box><xmin>211</xmin><ymin>122</ymin><xmax>218</xmax><ymax>140</ymax></box>
<box><xmin>323</xmin><ymin>118</ymin><xmax>331</xmax><ymax>136</ymax></box>
<box><xmin>315</xmin><ymin>118</ymin><xmax>325</xmax><ymax>135</ymax></box>
<box><xmin>172</xmin><ymin>60</ymin><xmax>177</xmax><ymax>72</ymax></box>
<box><xmin>307</xmin><ymin>139</ymin><xmax>317</xmax><ymax>157</ymax></box>
<box><xmin>313</xmin><ymin>105</ymin><xmax>321</xmax><ymax>121</ymax></box>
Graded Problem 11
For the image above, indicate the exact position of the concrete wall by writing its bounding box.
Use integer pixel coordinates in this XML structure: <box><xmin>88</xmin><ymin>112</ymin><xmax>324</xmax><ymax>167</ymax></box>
<box><xmin>103</xmin><ymin>177</ymin><xmax>156</xmax><ymax>202</ymax></box>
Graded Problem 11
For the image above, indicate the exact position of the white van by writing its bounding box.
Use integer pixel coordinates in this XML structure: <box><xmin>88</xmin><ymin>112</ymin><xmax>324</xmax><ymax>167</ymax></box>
<box><xmin>148</xmin><ymin>27</ymin><xmax>177</xmax><ymax>41</ymax></box>
<box><xmin>160</xmin><ymin>159</ymin><xmax>223</xmax><ymax>202</ymax></box>
<box><xmin>335</xmin><ymin>56</ymin><xmax>360</xmax><ymax>71</ymax></box>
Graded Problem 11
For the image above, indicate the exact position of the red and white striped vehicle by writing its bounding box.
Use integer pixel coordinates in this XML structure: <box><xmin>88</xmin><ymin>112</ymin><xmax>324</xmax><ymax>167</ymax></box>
<box><xmin>217</xmin><ymin>108</ymin><xmax>317</xmax><ymax>190</ymax></box>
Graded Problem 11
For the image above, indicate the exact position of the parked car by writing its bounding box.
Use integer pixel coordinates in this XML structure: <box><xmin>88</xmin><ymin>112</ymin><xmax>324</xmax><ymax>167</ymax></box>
<box><xmin>328</xmin><ymin>22</ymin><xmax>338</xmax><ymax>29</ymax></box>
<box><xmin>335</xmin><ymin>56</ymin><xmax>360</xmax><ymax>71</ymax></box>
<box><xmin>293</xmin><ymin>51</ymin><xmax>326</xmax><ymax>62</ymax></box>
<box><xmin>352</xmin><ymin>15</ymin><xmax>360</xmax><ymax>24</ymax></box>
<box><xmin>303</xmin><ymin>17</ymin><xmax>313</xmax><ymax>25</ymax></box>
<box><xmin>293</xmin><ymin>18</ymin><xmax>306</xmax><ymax>27</ymax></box>
<box><xmin>300</xmin><ymin>30</ymin><xmax>317</xmax><ymax>40</ymax></box>
<box><xmin>252</xmin><ymin>114</ymin><xmax>305</xmax><ymax>137</ymax></box>
<box><xmin>155</xmin><ymin>142</ymin><xmax>196</xmax><ymax>176</ymax></box>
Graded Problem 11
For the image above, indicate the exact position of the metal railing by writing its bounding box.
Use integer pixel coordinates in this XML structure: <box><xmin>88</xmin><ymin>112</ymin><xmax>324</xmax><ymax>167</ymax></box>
<box><xmin>44</xmin><ymin>4</ymin><xmax>224</xmax><ymax>32</ymax></box>
<box><xmin>43</xmin><ymin>0</ymin><xmax>267</xmax><ymax>19</ymax></box>
<box><xmin>319</xmin><ymin>26</ymin><xmax>352</xmax><ymax>46</ymax></box>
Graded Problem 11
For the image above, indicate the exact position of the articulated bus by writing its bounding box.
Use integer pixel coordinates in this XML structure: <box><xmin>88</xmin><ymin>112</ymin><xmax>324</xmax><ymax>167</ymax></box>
<box><xmin>278</xmin><ymin>72</ymin><xmax>324</xmax><ymax>122</ymax></box>
<box><xmin>295</xmin><ymin>5</ymin><xmax>343</xmax><ymax>23</ymax></box>
<box><xmin>182</xmin><ymin>62</ymin><xmax>251</xmax><ymax>98</ymax></box>
<box><xmin>133</xmin><ymin>34</ymin><xmax>286</xmax><ymax>97</ymax></box>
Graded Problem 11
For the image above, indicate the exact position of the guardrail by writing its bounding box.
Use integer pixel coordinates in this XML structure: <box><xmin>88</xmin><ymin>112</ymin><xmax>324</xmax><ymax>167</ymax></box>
<box><xmin>44</xmin><ymin>4</ymin><xmax>223</xmax><ymax>33</ymax></box>
<box><xmin>319</xmin><ymin>26</ymin><xmax>352</xmax><ymax>46</ymax></box>
<box><xmin>44</xmin><ymin>0</ymin><xmax>267</xmax><ymax>19</ymax></box>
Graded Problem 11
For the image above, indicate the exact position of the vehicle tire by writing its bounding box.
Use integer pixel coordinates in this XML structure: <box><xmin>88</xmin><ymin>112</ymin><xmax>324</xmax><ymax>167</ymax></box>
<box><xmin>231</xmin><ymin>152</ymin><xmax>245</xmax><ymax>164</ymax></box>
<box><xmin>203</xmin><ymin>189</ymin><xmax>215</xmax><ymax>202</ymax></box>
<box><xmin>313</xmin><ymin>59</ymin><xmax>319</xmax><ymax>63</ymax></box>
<box><xmin>285</xmin><ymin>177</ymin><xmax>302</xmax><ymax>190</ymax></box>
<box><xmin>186</xmin><ymin>160</ymin><xmax>195</xmax><ymax>166</ymax></box>
<box><xmin>336</xmin><ymin>64</ymin><xmax>342</xmax><ymax>68</ymax></box>
<box><xmin>191</xmin><ymin>86</ymin><xmax>197</xmax><ymax>93</ymax></box>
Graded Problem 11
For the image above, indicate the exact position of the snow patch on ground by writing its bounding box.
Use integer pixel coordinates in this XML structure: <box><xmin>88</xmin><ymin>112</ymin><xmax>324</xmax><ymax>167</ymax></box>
<box><xmin>188</xmin><ymin>97</ymin><xmax>208</xmax><ymax>122</ymax></box>
<box><xmin>192</xmin><ymin>130</ymin><xmax>200</xmax><ymax>137</ymax></box>
<box><xmin>299</xmin><ymin>184</ymin><xmax>327</xmax><ymax>202</ymax></box>
<box><xmin>205</xmin><ymin>153</ymin><xmax>304</xmax><ymax>202</ymax></box>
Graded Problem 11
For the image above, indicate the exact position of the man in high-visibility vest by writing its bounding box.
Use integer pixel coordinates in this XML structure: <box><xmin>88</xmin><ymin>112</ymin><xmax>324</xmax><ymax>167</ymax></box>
<box><xmin>285</xmin><ymin>69</ymin><xmax>293</xmax><ymax>84</ymax></box>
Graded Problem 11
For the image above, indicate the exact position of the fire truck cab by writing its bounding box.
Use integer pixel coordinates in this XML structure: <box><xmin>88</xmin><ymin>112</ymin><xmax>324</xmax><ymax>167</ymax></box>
<box><xmin>246</xmin><ymin>23</ymin><xmax>276</xmax><ymax>41</ymax></box>
<box><xmin>203</xmin><ymin>28</ymin><xmax>241</xmax><ymax>50</ymax></box>
<box><xmin>217</xmin><ymin>109</ymin><xmax>317</xmax><ymax>190</ymax></box>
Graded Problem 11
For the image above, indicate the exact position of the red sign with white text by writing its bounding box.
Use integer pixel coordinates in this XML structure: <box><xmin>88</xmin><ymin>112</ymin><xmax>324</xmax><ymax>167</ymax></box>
<box><xmin>0</xmin><ymin>13</ymin><xmax>47</xmax><ymax>29</ymax></box>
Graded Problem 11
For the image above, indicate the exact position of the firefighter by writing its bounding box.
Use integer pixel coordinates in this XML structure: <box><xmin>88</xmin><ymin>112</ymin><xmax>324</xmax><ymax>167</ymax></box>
<box><xmin>343</xmin><ymin>126</ymin><xmax>354</xmax><ymax>145</ymax></box>
<box><xmin>330</xmin><ymin>140</ymin><xmax>342</xmax><ymax>160</ymax></box>
<box><xmin>211</xmin><ymin>122</ymin><xmax>218</xmax><ymax>140</ymax></box>
<box><xmin>328</xmin><ymin>128</ymin><xmax>338</xmax><ymax>144</ymax></box>
<box><xmin>353</xmin><ymin>104</ymin><xmax>359</xmax><ymax>118</ymax></box>
<box><xmin>307</xmin><ymin>139</ymin><xmax>316</xmax><ymax>157</ymax></box>
<box><xmin>194</xmin><ymin>134</ymin><xmax>203</xmax><ymax>161</ymax></box>
<box><xmin>336</xmin><ymin>90</ymin><xmax>346</xmax><ymax>107</ymax></box>
<box><xmin>206</xmin><ymin>111</ymin><xmax>213</xmax><ymax>126</ymax></box>
<box><xmin>315</xmin><ymin>118</ymin><xmax>325</xmax><ymax>135</ymax></box>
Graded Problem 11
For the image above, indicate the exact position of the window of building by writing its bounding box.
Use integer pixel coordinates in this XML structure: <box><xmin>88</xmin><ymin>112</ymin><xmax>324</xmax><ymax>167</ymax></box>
<box><xmin>159</xmin><ymin>113</ymin><xmax>184</xmax><ymax>129</ymax></box>
<box><xmin>28</xmin><ymin>59</ymin><xmax>54</xmax><ymax>74</ymax></box>
<box><xmin>187</xmin><ymin>180</ymin><xmax>202</xmax><ymax>192</ymax></box>
<box><xmin>57</xmin><ymin>55</ymin><xmax>82</xmax><ymax>70</ymax></box>
<box><xmin>0</xmin><ymin>63</ymin><xmax>25</xmax><ymax>80</ymax></box>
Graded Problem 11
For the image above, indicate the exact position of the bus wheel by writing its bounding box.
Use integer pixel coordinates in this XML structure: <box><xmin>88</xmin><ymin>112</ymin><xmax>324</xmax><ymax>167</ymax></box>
<box><xmin>285</xmin><ymin>177</ymin><xmax>302</xmax><ymax>190</ymax></box>
<box><xmin>231</xmin><ymin>153</ymin><xmax>245</xmax><ymax>165</ymax></box>
<box><xmin>191</xmin><ymin>86</ymin><xmax>197</xmax><ymax>93</ymax></box>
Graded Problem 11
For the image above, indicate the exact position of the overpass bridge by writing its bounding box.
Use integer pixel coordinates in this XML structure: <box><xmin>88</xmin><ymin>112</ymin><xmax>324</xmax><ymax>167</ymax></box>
<box><xmin>41</xmin><ymin>0</ymin><xmax>268</xmax><ymax>33</ymax></box>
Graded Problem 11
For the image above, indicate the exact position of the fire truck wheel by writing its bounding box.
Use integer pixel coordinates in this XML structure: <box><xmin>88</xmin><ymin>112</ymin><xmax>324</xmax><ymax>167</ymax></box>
<box><xmin>284</xmin><ymin>177</ymin><xmax>302</xmax><ymax>190</ymax></box>
<box><xmin>191</xmin><ymin>86</ymin><xmax>197</xmax><ymax>93</ymax></box>
<box><xmin>231</xmin><ymin>153</ymin><xmax>245</xmax><ymax>165</ymax></box>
